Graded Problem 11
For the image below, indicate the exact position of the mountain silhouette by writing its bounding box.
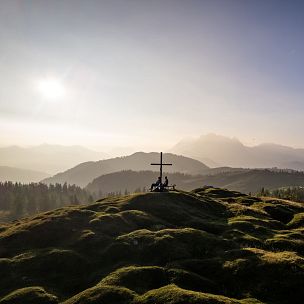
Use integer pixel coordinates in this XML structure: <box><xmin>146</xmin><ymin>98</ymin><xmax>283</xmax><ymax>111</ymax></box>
<box><xmin>171</xmin><ymin>133</ymin><xmax>304</xmax><ymax>170</ymax></box>
<box><xmin>42</xmin><ymin>152</ymin><xmax>210</xmax><ymax>187</ymax></box>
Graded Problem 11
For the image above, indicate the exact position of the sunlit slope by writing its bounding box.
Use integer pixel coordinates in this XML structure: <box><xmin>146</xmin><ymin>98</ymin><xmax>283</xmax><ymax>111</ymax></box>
<box><xmin>0</xmin><ymin>188</ymin><xmax>303</xmax><ymax>303</ymax></box>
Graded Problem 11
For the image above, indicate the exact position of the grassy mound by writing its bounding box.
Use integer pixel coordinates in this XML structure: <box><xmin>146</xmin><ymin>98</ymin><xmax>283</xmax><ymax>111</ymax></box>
<box><xmin>288</xmin><ymin>212</ymin><xmax>304</xmax><ymax>228</ymax></box>
<box><xmin>63</xmin><ymin>285</ymin><xmax>135</xmax><ymax>304</ymax></box>
<box><xmin>134</xmin><ymin>284</ymin><xmax>263</xmax><ymax>304</ymax></box>
<box><xmin>0</xmin><ymin>287</ymin><xmax>58</xmax><ymax>304</ymax></box>
<box><xmin>1</xmin><ymin>188</ymin><xmax>304</xmax><ymax>303</ymax></box>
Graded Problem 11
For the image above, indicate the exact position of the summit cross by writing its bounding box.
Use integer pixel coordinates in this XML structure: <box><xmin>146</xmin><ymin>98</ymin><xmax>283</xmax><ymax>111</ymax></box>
<box><xmin>150</xmin><ymin>152</ymin><xmax>172</xmax><ymax>183</ymax></box>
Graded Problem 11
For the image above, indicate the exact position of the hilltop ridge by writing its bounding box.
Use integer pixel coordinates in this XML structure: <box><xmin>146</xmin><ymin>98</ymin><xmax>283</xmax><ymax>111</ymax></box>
<box><xmin>0</xmin><ymin>187</ymin><xmax>303</xmax><ymax>303</ymax></box>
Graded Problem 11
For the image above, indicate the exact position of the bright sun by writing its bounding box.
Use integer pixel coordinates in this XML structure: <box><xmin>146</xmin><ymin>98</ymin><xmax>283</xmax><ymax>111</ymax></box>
<box><xmin>38</xmin><ymin>78</ymin><xmax>65</xmax><ymax>99</ymax></box>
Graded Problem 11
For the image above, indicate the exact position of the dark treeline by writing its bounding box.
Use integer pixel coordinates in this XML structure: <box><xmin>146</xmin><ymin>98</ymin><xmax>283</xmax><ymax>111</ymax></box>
<box><xmin>0</xmin><ymin>182</ymin><xmax>95</xmax><ymax>222</ymax></box>
<box><xmin>257</xmin><ymin>186</ymin><xmax>304</xmax><ymax>203</ymax></box>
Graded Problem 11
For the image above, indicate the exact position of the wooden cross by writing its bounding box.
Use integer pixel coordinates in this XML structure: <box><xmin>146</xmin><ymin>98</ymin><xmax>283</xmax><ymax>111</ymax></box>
<box><xmin>151</xmin><ymin>152</ymin><xmax>172</xmax><ymax>183</ymax></box>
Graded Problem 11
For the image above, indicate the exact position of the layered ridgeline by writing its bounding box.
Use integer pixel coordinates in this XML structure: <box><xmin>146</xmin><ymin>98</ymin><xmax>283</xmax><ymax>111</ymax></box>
<box><xmin>41</xmin><ymin>151</ymin><xmax>304</xmax><ymax>194</ymax></box>
<box><xmin>0</xmin><ymin>188</ymin><xmax>303</xmax><ymax>303</ymax></box>
<box><xmin>42</xmin><ymin>152</ymin><xmax>210</xmax><ymax>187</ymax></box>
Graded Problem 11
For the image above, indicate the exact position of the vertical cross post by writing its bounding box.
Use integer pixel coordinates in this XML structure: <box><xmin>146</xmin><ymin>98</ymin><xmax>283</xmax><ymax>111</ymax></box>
<box><xmin>151</xmin><ymin>152</ymin><xmax>172</xmax><ymax>183</ymax></box>
<box><xmin>160</xmin><ymin>152</ymin><xmax>163</xmax><ymax>181</ymax></box>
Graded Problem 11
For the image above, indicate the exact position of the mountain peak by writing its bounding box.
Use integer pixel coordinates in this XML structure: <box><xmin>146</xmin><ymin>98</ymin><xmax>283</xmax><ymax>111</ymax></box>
<box><xmin>199</xmin><ymin>133</ymin><xmax>242</xmax><ymax>144</ymax></box>
<box><xmin>171</xmin><ymin>133</ymin><xmax>304</xmax><ymax>170</ymax></box>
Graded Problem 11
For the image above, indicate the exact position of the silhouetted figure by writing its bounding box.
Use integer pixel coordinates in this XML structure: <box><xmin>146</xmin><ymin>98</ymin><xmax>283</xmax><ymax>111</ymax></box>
<box><xmin>163</xmin><ymin>176</ymin><xmax>169</xmax><ymax>187</ymax></box>
<box><xmin>151</xmin><ymin>176</ymin><xmax>161</xmax><ymax>191</ymax></box>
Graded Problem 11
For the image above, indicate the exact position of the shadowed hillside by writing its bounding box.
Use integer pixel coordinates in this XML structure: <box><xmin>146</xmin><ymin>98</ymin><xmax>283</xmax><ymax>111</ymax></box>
<box><xmin>200</xmin><ymin>169</ymin><xmax>304</xmax><ymax>193</ymax></box>
<box><xmin>86</xmin><ymin>170</ymin><xmax>202</xmax><ymax>196</ymax></box>
<box><xmin>86</xmin><ymin>169</ymin><xmax>304</xmax><ymax>196</ymax></box>
<box><xmin>0</xmin><ymin>188</ymin><xmax>303</xmax><ymax>303</ymax></box>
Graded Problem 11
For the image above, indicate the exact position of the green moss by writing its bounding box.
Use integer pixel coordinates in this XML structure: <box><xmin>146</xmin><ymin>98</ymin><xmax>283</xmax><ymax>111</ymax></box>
<box><xmin>228</xmin><ymin>215</ymin><xmax>282</xmax><ymax>229</ymax></box>
<box><xmin>134</xmin><ymin>284</ymin><xmax>263</xmax><ymax>304</ymax></box>
<box><xmin>288</xmin><ymin>212</ymin><xmax>304</xmax><ymax>228</ymax></box>
<box><xmin>78</xmin><ymin>229</ymin><xmax>95</xmax><ymax>240</ymax></box>
<box><xmin>167</xmin><ymin>268</ymin><xmax>218</xmax><ymax>293</ymax></box>
<box><xmin>113</xmin><ymin>228</ymin><xmax>233</xmax><ymax>264</ymax></box>
<box><xmin>193</xmin><ymin>187</ymin><xmax>246</xmax><ymax>200</ymax></box>
<box><xmin>226</xmin><ymin>203</ymin><xmax>268</xmax><ymax>219</ymax></box>
<box><xmin>219</xmin><ymin>248</ymin><xmax>304</xmax><ymax>302</ymax></box>
<box><xmin>99</xmin><ymin>265</ymin><xmax>167</xmax><ymax>294</ymax></box>
<box><xmin>63</xmin><ymin>285</ymin><xmax>135</xmax><ymax>304</ymax></box>
<box><xmin>0</xmin><ymin>287</ymin><xmax>58</xmax><ymax>304</ymax></box>
<box><xmin>265</xmin><ymin>230</ymin><xmax>304</xmax><ymax>252</ymax></box>
<box><xmin>0</xmin><ymin>248</ymin><xmax>90</xmax><ymax>299</ymax></box>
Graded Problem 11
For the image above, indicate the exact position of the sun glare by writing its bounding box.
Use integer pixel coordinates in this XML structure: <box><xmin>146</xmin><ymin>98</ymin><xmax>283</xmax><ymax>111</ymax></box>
<box><xmin>38</xmin><ymin>78</ymin><xmax>65</xmax><ymax>99</ymax></box>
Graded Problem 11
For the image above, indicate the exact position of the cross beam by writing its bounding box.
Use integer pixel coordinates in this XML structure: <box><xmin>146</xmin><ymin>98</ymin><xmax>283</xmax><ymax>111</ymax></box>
<box><xmin>151</xmin><ymin>152</ymin><xmax>172</xmax><ymax>183</ymax></box>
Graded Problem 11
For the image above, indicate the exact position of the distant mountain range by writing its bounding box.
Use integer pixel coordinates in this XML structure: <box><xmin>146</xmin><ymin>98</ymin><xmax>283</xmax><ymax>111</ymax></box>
<box><xmin>170</xmin><ymin>133</ymin><xmax>304</xmax><ymax>170</ymax></box>
<box><xmin>42</xmin><ymin>152</ymin><xmax>210</xmax><ymax>187</ymax></box>
<box><xmin>0</xmin><ymin>144</ymin><xmax>107</xmax><ymax>174</ymax></box>
<box><xmin>86</xmin><ymin>168</ymin><xmax>304</xmax><ymax>195</ymax></box>
<box><xmin>42</xmin><ymin>149</ymin><xmax>304</xmax><ymax>192</ymax></box>
<box><xmin>0</xmin><ymin>166</ymin><xmax>50</xmax><ymax>183</ymax></box>
<box><xmin>2</xmin><ymin>135</ymin><xmax>304</xmax><ymax>185</ymax></box>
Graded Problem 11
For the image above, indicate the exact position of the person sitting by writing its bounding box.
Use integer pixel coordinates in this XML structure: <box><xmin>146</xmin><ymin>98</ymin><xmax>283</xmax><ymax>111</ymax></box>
<box><xmin>150</xmin><ymin>176</ymin><xmax>161</xmax><ymax>191</ymax></box>
<box><xmin>163</xmin><ymin>176</ymin><xmax>169</xmax><ymax>187</ymax></box>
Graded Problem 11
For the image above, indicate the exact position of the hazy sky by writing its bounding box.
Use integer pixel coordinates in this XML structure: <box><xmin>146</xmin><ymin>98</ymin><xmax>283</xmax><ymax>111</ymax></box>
<box><xmin>1</xmin><ymin>0</ymin><xmax>304</xmax><ymax>151</ymax></box>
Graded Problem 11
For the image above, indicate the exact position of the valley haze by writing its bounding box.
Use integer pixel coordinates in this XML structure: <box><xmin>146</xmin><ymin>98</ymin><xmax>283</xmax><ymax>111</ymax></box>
<box><xmin>2</xmin><ymin>134</ymin><xmax>304</xmax><ymax>180</ymax></box>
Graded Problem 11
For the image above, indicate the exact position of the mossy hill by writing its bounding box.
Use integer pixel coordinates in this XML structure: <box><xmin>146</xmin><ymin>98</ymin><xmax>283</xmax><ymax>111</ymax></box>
<box><xmin>0</xmin><ymin>187</ymin><xmax>304</xmax><ymax>304</ymax></box>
